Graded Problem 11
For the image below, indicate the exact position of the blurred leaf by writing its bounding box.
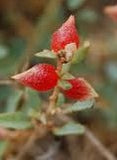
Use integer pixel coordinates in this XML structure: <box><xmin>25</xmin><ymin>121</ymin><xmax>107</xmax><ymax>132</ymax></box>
<box><xmin>6</xmin><ymin>89</ymin><xmax>23</xmax><ymax>112</ymax></box>
<box><xmin>35</xmin><ymin>50</ymin><xmax>57</xmax><ymax>59</ymax></box>
<box><xmin>65</xmin><ymin>99</ymin><xmax>95</xmax><ymax>113</ymax></box>
<box><xmin>9</xmin><ymin>38</ymin><xmax>26</xmax><ymax>56</ymax></box>
<box><xmin>53</xmin><ymin>122</ymin><xmax>85</xmax><ymax>136</ymax></box>
<box><xmin>61</xmin><ymin>63</ymin><xmax>71</xmax><ymax>74</ymax></box>
<box><xmin>22</xmin><ymin>88</ymin><xmax>41</xmax><ymax>114</ymax></box>
<box><xmin>58</xmin><ymin>80</ymin><xmax>72</xmax><ymax>90</ymax></box>
<box><xmin>62</xmin><ymin>73</ymin><xmax>74</xmax><ymax>80</ymax></box>
<box><xmin>105</xmin><ymin>62</ymin><xmax>117</xmax><ymax>82</ymax></box>
<box><xmin>0</xmin><ymin>45</ymin><xmax>9</xmax><ymax>59</ymax></box>
<box><xmin>67</xmin><ymin>0</ymin><xmax>85</xmax><ymax>10</ymax></box>
<box><xmin>72</xmin><ymin>41</ymin><xmax>90</xmax><ymax>64</ymax></box>
<box><xmin>79</xmin><ymin>9</ymin><xmax>98</xmax><ymax>23</ymax></box>
<box><xmin>0</xmin><ymin>140</ymin><xmax>8</xmax><ymax>158</ymax></box>
<box><xmin>0</xmin><ymin>112</ymin><xmax>32</xmax><ymax>129</ymax></box>
<box><xmin>56</xmin><ymin>93</ymin><xmax>65</xmax><ymax>107</ymax></box>
<box><xmin>0</xmin><ymin>38</ymin><xmax>26</xmax><ymax>75</ymax></box>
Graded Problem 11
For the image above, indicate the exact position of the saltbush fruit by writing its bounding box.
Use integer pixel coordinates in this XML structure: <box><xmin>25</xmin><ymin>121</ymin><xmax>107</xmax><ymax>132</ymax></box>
<box><xmin>51</xmin><ymin>15</ymin><xmax>80</xmax><ymax>52</ymax></box>
<box><xmin>63</xmin><ymin>78</ymin><xmax>98</xmax><ymax>100</ymax></box>
<box><xmin>12</xmin><ymin>64</ymin><xmax>58</xmax><ymax>91</ymax></box>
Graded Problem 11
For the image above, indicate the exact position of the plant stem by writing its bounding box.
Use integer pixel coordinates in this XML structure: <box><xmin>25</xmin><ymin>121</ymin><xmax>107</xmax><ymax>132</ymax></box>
<box><xmin>47</xmin><ymin>58</ymin><xmax>63</xmax><ymax>115</ymax></box>
<box><xmin>0</xmin><ymin>80</ymin><xmax>14</xmax><ymax>85</ymax></box>
<box><xmin>47</xmin><ymin>86</ymin><xmax>59</xmax><ymax>114</ymax></box>
<box><xmin>57</xmin><ymin>113</ymin><xmax>117</xmax><ymax>160</ymax></box>
<box><xmin>85</xmin><ymin>128</ymin><xmax>117</xmax><ymax>160</ymax></box>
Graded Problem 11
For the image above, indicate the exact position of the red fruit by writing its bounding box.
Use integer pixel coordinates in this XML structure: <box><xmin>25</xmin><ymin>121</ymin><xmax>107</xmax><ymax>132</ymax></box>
<box><xmin>51</xmin><ymin>15</ymin><xmax>80</xmax><ymax>52</ymax></box>
<box><xmin>12</xmin><ymin>64</ymin><xmax>58</xmax><ymax>91</ymax></box>
<box><xmin>63</xmin><ymin>78</ymin><xmax>98</xmax><ymax>100</ymax></box>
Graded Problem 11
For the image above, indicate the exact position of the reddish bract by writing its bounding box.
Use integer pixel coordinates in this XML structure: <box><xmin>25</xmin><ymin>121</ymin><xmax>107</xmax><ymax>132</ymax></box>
<box><xmin>63</xmin><ymin>78</ymin><xmax>98</xmax><ymax>100</ymax></box>
<box><xmin>12</xmin><ymin>64</ymin><xmax>58</xmax><ymax>91</ymax></box>
<box><xmin>51</xmin><ymin>15</ymin><xmax>79</xmax><ymax>53</ymax></box>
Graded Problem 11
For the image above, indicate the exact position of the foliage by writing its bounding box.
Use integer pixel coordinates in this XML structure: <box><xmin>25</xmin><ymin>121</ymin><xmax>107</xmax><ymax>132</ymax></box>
<box><xmin>0</xmin><ymin>0</ymin><xmax>117</xmax><ymax>158</ymax></box>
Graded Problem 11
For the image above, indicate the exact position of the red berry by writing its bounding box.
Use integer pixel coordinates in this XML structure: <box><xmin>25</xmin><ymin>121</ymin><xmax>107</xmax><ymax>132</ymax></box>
<box><xmin>51</xmin><ymin>15</ymin><xmax>80</xmax><ymax>53</ymax></box>
<box><xmin>62</xmin><ymin>78</ymin><xmax>98</xmax><ymax>100</ymax></box>
<box><xmin>12</xmin><ymin>64</ymin><xmax>58</xmax><ymax>91</ymax></box>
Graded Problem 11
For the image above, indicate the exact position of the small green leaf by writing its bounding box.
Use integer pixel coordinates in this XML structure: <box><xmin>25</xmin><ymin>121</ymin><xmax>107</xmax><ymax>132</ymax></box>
<box><xmin>61</xmin><ymin>63</ymin><xmax>71</xmax><ymax>74</ymax></box>
<box><xmin>56</xmin><ymin>93</ymin><xmax>65</xmax><ymax>107</ymax></box>
<box><xmin>62</xmin><ymin>73</ymin><xmax>74</xmax><ymax>80</ymax></box>
<box><xmin>65</xmin><ymin>99</ymin><xmax>95</xmax><ymax>113</ymax></box>
<box><xmin>53</xmin><ymin>122</ymin><xmax>85</xmax><ymax>136</ymax></box>
<box><xmin>72</xmin><ymin>41</ymin><xmax>90</xmax><ymax>64</ymax></box>
<box><xmin>0</xmin><ymin>112</ymin><xmax>32</xmax><ymax>129</ymax></box>
<box><xmin>35</xmin><ymin>50</ymin><xmax>57</xmax><ymax>59</ymax></box>
<box><xmin>58</xmin><ymin>80</ymin><xmax>72</xmax><ymax>90</ymax></box>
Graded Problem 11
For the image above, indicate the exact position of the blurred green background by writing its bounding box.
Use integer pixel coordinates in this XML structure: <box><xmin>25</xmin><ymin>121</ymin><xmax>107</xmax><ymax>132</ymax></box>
<box><xmin>0</xmin><ymin>0</ymin><xmax>117</xmax><ymax>133</ymax></box>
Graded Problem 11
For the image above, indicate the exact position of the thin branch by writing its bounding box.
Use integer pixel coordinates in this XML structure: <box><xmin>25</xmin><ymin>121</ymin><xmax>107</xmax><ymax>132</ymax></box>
<box><xmin>0</xmin><ymin>80</ymin><xmax>14</xmax><ymax>85</ymax></box>
<box><xmin>85</xmin><ymin>128</ymin><xmax>117</xmax><ymax>160</ymax></box>
<box><xmin>47</xmin><ymin>58</ymin><xmax>63</xmax><ymax>115</ymax></box>
<box><xmin>57</xmin><ymin>113</ymin><xmax>117</xmax><ymax>160</ymax></box>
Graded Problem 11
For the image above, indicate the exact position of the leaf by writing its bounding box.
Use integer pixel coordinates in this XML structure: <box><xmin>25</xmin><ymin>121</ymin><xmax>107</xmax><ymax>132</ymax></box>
<box><xmin>35</xmin><ymin>50</ymin><xmax>57</xmax><ymax>59</ymax></box>
<box><xmin>6</xmin><ymin>89</ymin><xmax>23</xmax><ymax>112</ymax></box>
<box><xmin>0</xmin><ymin>141</ymin><xmax>8</xmax><ymax>157</ymax></box>
<box><xmin>53</xmin><ymin>122</ymin><xmax>85</xmax><ymax>136</ymax></box>
<box><xmin>62</xmin><ymin>73</ymin><xmax>75</xmax><ymax>80</ymax></box>
<box><xmin>105</xmin><ymin>62</ymin><xmax>117</xmax><ymax>82</ymax></box>
<box><xmin>61</xmin><ymin>63</ymin><xmax>71</xmax><ymax>74</ymax></box>
<box><xmin>56</xmin><ymin>93</ymin><xmax>65</xmax><ymax>107</ymax></box>
<box><xmin>79</xmin><ymin>9</ymin><xmax>98</xmax><ymax>23</ymax></box>
<box><xmin>67</xmin><ymin>0</ymin><xmax>86</xmax><ymax>10</ymax></box>
<box><xmin>58</xmin><ymin>80</ymin><xmax>72</xmax><ymax>90</ymax></box>
<box><xmin>72</xmin><ymin>41</ymin><xmax>90</xmax><ymax>64</ymax></box>
<box><xmin>0</xmin><ymin>112</ymin><xmax>32</xmax><ymax>129</ymax></box>
<box><xmin>22</xmin><ymin>88</ymin><xmax>41</xmax><ymax>114</ymax></box>
<box><xmin>65</xmin><ymin>99</ymin><xmax>95</xmax><ymax>113</ymax></box>
<box><xmin>0</xmin><ymin>45</ymin><xmax>9</xmax><ymax>59</ymax></box>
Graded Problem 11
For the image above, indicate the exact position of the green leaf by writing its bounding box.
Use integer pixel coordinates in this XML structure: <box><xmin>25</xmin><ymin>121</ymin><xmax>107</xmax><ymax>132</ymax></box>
<box><xmin>22</xmin><ymin>88</ymin><xmax>41</xmax><ymax>114</ymax></box>
<box><xmin>58</xmin><ymin>80</ymin><xmax>72</xmax><ymax>90</ymax></box>
<box><xmin>0</xmin><ymin>140</ymin><xmax>8</xmax><ymax>157</ymax></box>
<box><xmin>0</xmin><ymin>112</ymin><xmax>32</xmax><ymax>129</ymax></box>
<box><xmin>67</xmin><ymin>0</ymin><xmax>86</xmax><ymax>10</ymax></box>
<box><xmin>61</xmin><ymin>63</ymin><xmax>71</xmax><ymax>74</ymax></box>
<box><xmin>53</xmin><ymin>122</ymin><xmax>85</xmax><ymax>136</ymax></box>
<box><xmin>6</xmin><ymin>89</ymin><xmax>23</xmax><ymax>112</ymax></box>
<box><xmin>0</xmin><ymin>45</ymin><xmax>9</xmax><ymax>59</ymax></box>
<box><xmin>105</xmin><ymin>62</ymin><xmax>117</xmax><ymax>82</ymax></box>
<box><xmin>35</xmin><ymin>50</ymin><xmax>57</xmax><ymax>59</ymax></box>
<box><xmin>72</xmin><ymin>41</ymin><xmax>90</xmax><ymax>64</ymax></box>
<box><xmin>56</xmin><ymin>93</ymin><xmax>65</xmax><ymax>107</ymax></box>
<box><xmin>65</xmin><ymin>99</ymin><xmax>95</xmax><ymax>113</ymax></box>
<box><xmin>62</xmin><ymin>73</ymin><xmax>74</xmax><ymax>80</ymax></box>
<box><xmin>79</xmin><ymin>9</ymin><xmax>98</xmax><ymax>23</ymax></box>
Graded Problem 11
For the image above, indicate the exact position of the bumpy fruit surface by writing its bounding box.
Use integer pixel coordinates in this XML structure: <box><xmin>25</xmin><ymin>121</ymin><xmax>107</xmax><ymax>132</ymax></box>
<box><xmin>63</xmin><ymin>78</ymin><xmax>98</xmax><ymax>100</ymax></box>
<box><xmin>51</xmin><ymin>15</ymin><xmax>79</xmax><ymax>52</ymax></box>
<box><xmin>12</xmin><ymin>64</ymin><xmax>58</xmax><ymax>91</ymax></box>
